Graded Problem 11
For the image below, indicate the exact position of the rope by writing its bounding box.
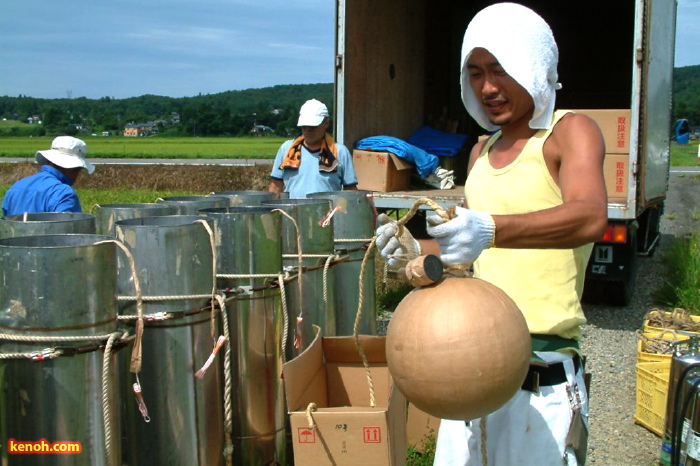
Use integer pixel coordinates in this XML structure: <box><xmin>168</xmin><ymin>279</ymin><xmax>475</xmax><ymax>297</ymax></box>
<box><xmin>272</xmin><ymin>209</ymin><xmax>304</xmax><ymax>350</ymax></box>
<box><xmin>282</xmin><ymin>254</ymin><xmax>340</xmax><ymax>259</ymax></box>
<box><xmin>480</xmin><ymin>417</ymin><xmax>488</xmax><ymax>466</ymax></box>
<box><xmin>353</xmin><ymin>235</ymin><xmax>377</xmax><ymax>407</ymax></box>
<box><xmin>0</xmin><ymin>348</ymin><xmax>63</xmax><ymax>360</ymax></box>
<box><xmin>305</xmin><ymin>402</ymin><xmax>317</xmax><ymax>429</ymax></box>
<box><xmin>638</xmin><ymin>329</ymin><xmax>684</xmax><ymax>355</ymax></box>
<box><xmin>0</xmin><ymin>332</ymin><xmax>125</xmax><ymax>343</ymax></box>
<box><xmin>350</xmin><ymin>196</ymin><xmax>465</xmax><ymax>409</ymax></box>
<box><xmin>215</xmin><ymin>294</ymin><xmax>234</xmax><ymax>466</ymax></box>
<box><xmin>117</xmin><ymin>294</ymin><xmax>214</xmax><ymax>301</ymax></box>
<box><xmin>195</xmin><ymin>219</ymin><xmax>218</xmax><ymax>340</ymax></box>
<box><xmin>279</xmin><ymin>273</ymin><xmax>290</xmax><ymax>364</ymax></box>
<box><xmin>322</xmin><ymin>255</ymin><xmax>339</xmax><ymax>336</ymax></box>
<box><xmin>396</xmin><ymin>197</ymin><xmax>451</xmax><ymax>228</ymax></box>
<box><xmin>216</xmin><ymin>273</ymin><xmax>280</xmax><ymax>279</ymax></box>
<box><xmin>118</xmin><ymin>312</ymin><xmax>173</xmax><ymax>322</ymax></box>
<box><xmin>197</xmin><ymin>219</ymin><xmax>234</xmax><ymax>465</ymax></box>
<box><xmin>334</xmin><ymin>238</ymin><xmax>372</xmax><ymax>243</ymax></box>
<box><xmin>96</xmin><ymin>239</ymin><xmax>145</xmax><ymax>374</ymax></box>
<box><xmin>645</xmin><ymin>308</ymin><xmax>700</xmax><ymax>332</ymax></box>
<box><xmin>386</xmin><ymin>197</ymin><xmax>471</xmax><ymax>275</ymax></box>
<box><xmin>0</xmin><ymin>330</ymin><xmax>127</xmax><ymax>464</ymax></box>
<box><xmin>101</xmin><ymin>331</ymin><xmax>121</xmax><ymax>466</ymax></box>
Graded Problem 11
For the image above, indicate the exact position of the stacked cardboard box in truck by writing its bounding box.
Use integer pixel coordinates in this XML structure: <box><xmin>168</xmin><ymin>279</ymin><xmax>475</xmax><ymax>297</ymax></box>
<box><xmin>571</xmin><ymin>109</ymin><xmax>632</xmax><ymax>202</ymax></box>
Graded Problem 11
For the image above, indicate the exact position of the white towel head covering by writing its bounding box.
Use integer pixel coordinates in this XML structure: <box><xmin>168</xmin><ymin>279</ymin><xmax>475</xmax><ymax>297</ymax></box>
<box><xmin>460</xmin><ymin>2</ymin><xmax>561</xmax><ymax>131</ymax></box>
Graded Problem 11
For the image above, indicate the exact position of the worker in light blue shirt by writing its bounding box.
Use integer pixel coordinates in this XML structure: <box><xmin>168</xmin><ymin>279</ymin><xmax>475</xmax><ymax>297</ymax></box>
<box><xmin>268</xmin><ymin>99</ymin><xmax>358</xmax><ymax>198</ymax></box>
<box><xmin>2</xmin><ymin>136</ymin><xmax>95</xmax><ymax>216</ymax></box>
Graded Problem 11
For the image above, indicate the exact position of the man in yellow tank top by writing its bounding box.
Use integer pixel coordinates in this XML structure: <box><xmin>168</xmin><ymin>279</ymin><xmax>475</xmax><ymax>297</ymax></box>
<box><xmin>375</xmin><ymin>3</ymin><xmax>607</xmax><ymax>465</ymax></box>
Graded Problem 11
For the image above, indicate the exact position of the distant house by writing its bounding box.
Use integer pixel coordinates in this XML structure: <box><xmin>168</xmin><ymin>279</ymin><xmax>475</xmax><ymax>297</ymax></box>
<box><xmin>27</xmin><ymin>115</ymin><xmax>41</xmax><ymax>124</ymax></box>
<box><xmin>250</xmin><ymin>124</ymin><xmax>274</xmax><ymax>136</ymax></box>
<box><xmin>124</xmin><ymin>121</ymin><xmax>157</xmax><ymax>137</ymax></box>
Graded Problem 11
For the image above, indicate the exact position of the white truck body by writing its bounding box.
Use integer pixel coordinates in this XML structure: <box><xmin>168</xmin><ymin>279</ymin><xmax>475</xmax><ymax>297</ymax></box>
<box><xmin>334</xmin><ymin>0</ymin><xmax>677</xmax><ymax>304</ymax></box>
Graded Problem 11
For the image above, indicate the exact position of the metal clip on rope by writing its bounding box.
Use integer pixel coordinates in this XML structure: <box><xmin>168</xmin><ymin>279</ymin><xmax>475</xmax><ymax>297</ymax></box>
<box><xmin>133</xmin><ymin>378</ymin><xmax>151</xmax><ymax>423</ymax></box>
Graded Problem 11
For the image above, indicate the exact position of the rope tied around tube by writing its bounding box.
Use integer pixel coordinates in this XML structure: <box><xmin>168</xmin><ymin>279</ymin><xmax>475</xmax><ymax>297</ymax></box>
<box><xmin>0</xmin><ymin>329</ymin><xmax>129</xmax><ymax>464</ymax></box>
<box><xmin>272</xmin><ymin>208</ymin><xmax>306</xmax><ymax>350</ymax></box>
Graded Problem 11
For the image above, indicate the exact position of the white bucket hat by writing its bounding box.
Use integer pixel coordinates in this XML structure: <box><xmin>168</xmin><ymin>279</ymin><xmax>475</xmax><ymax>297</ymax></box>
<box><xmin>297</xmin><ymin>99</ymin><xmax>329</xmax><ymax>127</ymax></box>
<box><xmin>36</xmin><ymin>136</ymin><xmax>95</xmax><ymax>174</ymax></box>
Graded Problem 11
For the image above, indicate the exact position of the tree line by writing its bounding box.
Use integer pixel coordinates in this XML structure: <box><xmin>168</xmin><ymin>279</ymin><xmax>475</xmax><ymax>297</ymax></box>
<box><xmin>1</xmin><ymin>65</ymin><xmax>699</xmax><ymax>138</ymax></box>
<box><xmin>0</xmin><ymin>83</ymin><xmax>334</xmax><ymax>138</ymax></box>
<box><xmin>672</xmin><ymin>65</ymin><xmax>700</xmax><ymax>129</ymax></box>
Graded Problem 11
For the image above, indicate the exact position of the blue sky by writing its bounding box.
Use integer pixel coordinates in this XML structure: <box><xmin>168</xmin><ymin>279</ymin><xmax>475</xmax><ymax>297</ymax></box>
<box><xmin>2</xmin><ymin>0</ymin><xmax>698</xmax><ymax>100</ymax></box>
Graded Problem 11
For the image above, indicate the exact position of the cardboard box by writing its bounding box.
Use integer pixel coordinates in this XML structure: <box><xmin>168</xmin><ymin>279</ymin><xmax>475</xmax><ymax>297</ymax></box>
<box><xmin>283</xmin><ymin>326</ymin><xmax>407</xmax><ymax>466</ymax></box>
<box><xmin>604</xmin><ymin>153</ymin><xmax>629</xmax><ymax>201</ymax></box>
<box><xmin>571</xmin><ymin>109</ymin><xmax>632</xmax><ymax>154</ymax></box>
<box><xmin>406</xmin><ymin>402</ymin><xmax>441</xmax><ymax>453</ymax></box>
<box><xmin>353</xmin><ymin>149</ymin><xmax>413</xmax><ymax>192</ymax></box>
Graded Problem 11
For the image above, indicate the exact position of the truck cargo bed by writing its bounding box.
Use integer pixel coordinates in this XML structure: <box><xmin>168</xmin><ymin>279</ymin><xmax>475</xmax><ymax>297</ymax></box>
<box><xmin>372</xmin><ymin>186</ymin><xmax>465</xmax><ymax>210</ymax></box>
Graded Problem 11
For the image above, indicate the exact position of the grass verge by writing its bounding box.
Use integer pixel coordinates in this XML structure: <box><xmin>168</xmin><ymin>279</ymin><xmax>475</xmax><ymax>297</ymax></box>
<box><xmin>406</xmin><ymin>431</ymin><xmax>437</xmax><ymax>466</ymax></box>
<box><xmin>0</xmin><ymin>136</ymin><xmax>284</xmax><ymax>159</ymax></box>
<box><xmin>654</xmin><ymin>234</ymin><xmax>700</xmax><ymax>313</ymax></box>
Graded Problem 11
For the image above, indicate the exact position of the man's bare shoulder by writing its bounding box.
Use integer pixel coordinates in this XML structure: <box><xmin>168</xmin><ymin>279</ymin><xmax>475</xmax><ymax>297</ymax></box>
<box><xmin>467</xmin><ymin>137</ymin><xmax>490</xmax><ymax>168</ymax></box>
<box><xmin>554</xmin><ymin>112</ymin><xmax>603</xmax><ymax>136</ymax></box>
<box><xmin>552</xmin><ymin>112</ymin><xmax>600</xmax><ymax>136</ymax></box>
<box><xmin>549</xmin><ymin>112</ymin><xmax>605</xmax><ymax>154</ymax></box>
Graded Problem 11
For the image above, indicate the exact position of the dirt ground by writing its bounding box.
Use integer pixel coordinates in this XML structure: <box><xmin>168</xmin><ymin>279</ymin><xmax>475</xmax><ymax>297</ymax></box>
<box><xmin>661</xmin><ymin>170</ymin><xmax>700</xmax><ymax>237</ymax></box>
<box><xmin>0</xmin><ymin>162</ymin><xmax>272</xmax><ymax>193</ymax></box>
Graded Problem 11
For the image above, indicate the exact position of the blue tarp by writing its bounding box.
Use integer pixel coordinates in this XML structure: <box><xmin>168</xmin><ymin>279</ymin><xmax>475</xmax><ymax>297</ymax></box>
<box><xmin>355</xmin><ymin>136</ymin><xmax>439</xmax><ymax>179</ymax></box>
<box><xmin>407</xmin><ymin>126</ymin><xmax>469</xmax><ymax>156</ymax></box>
<box><xmin>675</xmin><ymin>119</ymin><xmax>690</xmax><ymax>145</ymax></box>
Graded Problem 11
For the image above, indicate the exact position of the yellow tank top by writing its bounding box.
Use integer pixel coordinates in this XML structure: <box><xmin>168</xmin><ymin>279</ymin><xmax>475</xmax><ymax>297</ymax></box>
<box><xmin>465</xmin><ymin>110</ymin><xmax>592</xmax><ymax>339</ymax></box>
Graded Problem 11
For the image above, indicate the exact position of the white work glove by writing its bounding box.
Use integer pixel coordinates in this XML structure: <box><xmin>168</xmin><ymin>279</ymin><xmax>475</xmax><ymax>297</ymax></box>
<box><xmin>426</xmin><ymin>206</ymin><xmax>495</xmax><ymax>264</ymax></box>
<box><xmin>424</xmin><ymin>166</ymin><xmax>455</xmax><ymax>190</ymax></box>
<box><xmin>375</xmin><ymin>213</ymin><xmax>421</xmax><ymax>268</ymax></box>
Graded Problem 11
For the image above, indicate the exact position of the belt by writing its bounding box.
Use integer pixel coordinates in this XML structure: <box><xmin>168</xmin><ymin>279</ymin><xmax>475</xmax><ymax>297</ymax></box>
<box><xmin>521</xmin><ymin>355</ymin><xmax>582</xmax><ymax>393</ymax></box>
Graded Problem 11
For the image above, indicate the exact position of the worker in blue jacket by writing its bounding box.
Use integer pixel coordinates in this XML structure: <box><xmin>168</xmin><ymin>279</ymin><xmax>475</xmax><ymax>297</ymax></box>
<box><xmin>2</xmin><ymin>136</ymin><xmax>95</xmax><ymax>216</ymax></box>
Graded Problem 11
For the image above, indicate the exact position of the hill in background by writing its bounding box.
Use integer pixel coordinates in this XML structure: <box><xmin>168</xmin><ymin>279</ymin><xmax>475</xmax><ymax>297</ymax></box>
<box><xmin>0</xmin><ymin>83</ymin><xmax>333</xmax><ymax>138</ymax></box>
<box><xmin>1</xmin><ymin>64</ymin><xmax>699</xmax><ymax>137</ymax></box>
<box><xmin>673</xmin><ymin>65</ymin><xmax>700</xmax><ymax>128</ymax></box>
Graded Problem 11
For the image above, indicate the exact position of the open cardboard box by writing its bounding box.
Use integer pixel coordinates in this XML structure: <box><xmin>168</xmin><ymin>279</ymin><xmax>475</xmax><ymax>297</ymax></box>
<box><xmin>283</xmin><ymin>326</ymin><xmax>407</xmax><ymax>465</ymax></box>
<box><xmin>407</xmin><ymin>402</ymin><xmax>441</xmax><ymax>453</ymax></box>
<box><xmin>353</xmin><ymin>149</ymin><xmax>414</xmax><ymax>192</ymax></box>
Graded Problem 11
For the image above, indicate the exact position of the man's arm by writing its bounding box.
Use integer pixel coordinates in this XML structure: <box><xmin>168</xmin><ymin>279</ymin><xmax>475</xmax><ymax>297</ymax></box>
<box><xmin>268</xmin><ymin>178</ymin><xmax>284</xmax><ymax>194</ymax></box>
<box><xmin>490</xmin><ymin>113</ymin><xmax>607</xmax><ymax>249</ymax></box>
<box><xmin>268</xmin><ymin>140</ymin><xmax>292</xmax><ymax>195</ymax></box>
<box><xmin>338</xmin><ymin>144</ymin><xmax>359</xmax><ymax>190</ymax></box>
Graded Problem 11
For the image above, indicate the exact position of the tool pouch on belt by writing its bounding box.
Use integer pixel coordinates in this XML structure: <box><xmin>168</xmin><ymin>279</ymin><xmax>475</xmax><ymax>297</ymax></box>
<box><xmin>565</xmin><ymin>360</ymin><xmax>588</xmax><ymax>465</ymax></box>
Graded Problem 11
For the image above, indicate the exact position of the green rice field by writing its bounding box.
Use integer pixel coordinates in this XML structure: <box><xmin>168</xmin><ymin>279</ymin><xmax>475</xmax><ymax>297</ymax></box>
<box><xmin>0</xmin><ymin>136</ymin><xmax>286</xmax><ymax>159</ymax></box>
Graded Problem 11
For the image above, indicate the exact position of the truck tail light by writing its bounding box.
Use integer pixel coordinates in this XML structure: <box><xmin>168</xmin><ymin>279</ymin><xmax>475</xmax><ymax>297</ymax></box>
<box><xmin>601</xmin><ymin>224</ymin><xmax>627</xmax><ymax>243</ymax></box>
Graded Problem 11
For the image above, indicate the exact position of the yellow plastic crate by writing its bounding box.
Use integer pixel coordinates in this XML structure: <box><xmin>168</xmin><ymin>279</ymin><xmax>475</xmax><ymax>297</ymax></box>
<box><xmin>637</xmin><ymin>340</ymin><xmax>673</xmax><ymax>364</ymax></box>
<box><xmin>634</xmin><ymin>360</ymin><xmax>671</xmax><ymax>437</ymax></box>
<box><xmin>644</xmin><ymin>309</ymin><xmax>700</xmax><ymax>336</ymax></box>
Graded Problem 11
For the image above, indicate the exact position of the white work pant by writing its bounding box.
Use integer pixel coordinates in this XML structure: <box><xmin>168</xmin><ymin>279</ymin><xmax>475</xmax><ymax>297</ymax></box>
<box><xmin>433</xmin><ymin>352</ymin><xmax>588</xmax><ymax>466</ymax></box>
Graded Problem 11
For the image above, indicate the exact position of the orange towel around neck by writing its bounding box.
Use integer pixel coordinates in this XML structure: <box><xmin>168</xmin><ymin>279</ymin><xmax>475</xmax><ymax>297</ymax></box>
<box><xmin>279</xmin><ymin>133</ymin><xmax>339</xmax><ymax>172</ymax></box>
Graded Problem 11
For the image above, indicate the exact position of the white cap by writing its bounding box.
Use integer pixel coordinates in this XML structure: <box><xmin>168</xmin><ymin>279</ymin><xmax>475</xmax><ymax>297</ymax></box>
<box><xmin>36</xmin><ymin>136</ymin><xmax>95</xmax><ymax>175</ymax></box>
<box><xmin>297</xmin><ymin>99</ymin><xmax>329</xmax><ymax>127</ymax></box>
